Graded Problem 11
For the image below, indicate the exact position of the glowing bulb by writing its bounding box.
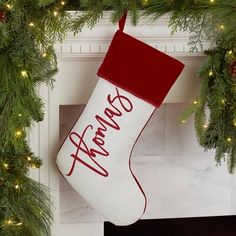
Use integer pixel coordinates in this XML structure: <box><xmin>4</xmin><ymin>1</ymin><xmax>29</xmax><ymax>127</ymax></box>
<box><xmin>61</xmin><ymin>1</ymin><xmax>65</xmax><ymax>5</ymax></box>
<box><xmin>229</xmin><ymin>50</ymin><xmax>233</xmax><ymax>55</ymax></box>
<box><xmin>6</xmin><ymin>220</ymin><xmax>12</xmax><ymax>225</ymax></box>
<box><xmin>234</xmin><ymin>122</ymin><xmax>236</xmax><ymax>127</ymax></box>
<box><xmin>209</xmin><ymin>70</ymin><xmax>213</xmax><ymax>76</ymax></box>
<box><xmin>21</xmin><ymin>70</ymin><xmax>28</xmax><ymax>78</ymax></box>
<box><xmin>181</xmin><ymin>120</ymin><xmax>186</xmax><ymax>124</ymax></box>
<box><xmin>53</xmin><ymin>11</ymin><xmax>58</xmax><ymax>17</ymax></box>
<box><xmin>221</xmin><ymin>99</ymin><xmax>225</xmax><ymax>104</ymax></box>
<box><xmin>15</xmin><ymin>130</ymin><xmax>22</xmax><ymax>138</ymax></box>
<box><xmin>193</xmin><ymin>100</ymin><xmax>198</xmax><ymax>105</ymax></box>
<box><xmin>29</xmin><ymin>22</ymin><xmax>35</xmax><ymax>27</ymax></box>
<box><xmin>227</xmin><ymin>137</ymin><xmax>232</xmax><ymax>142</ymax></box>
<box><xmin>3</xmin><ymin>163</ymin><xmax>9</xmax><ymax>169</ymax></box>
<box><xmin>42</xmin><ymin>53</ymin><xmax>47</xmax><ymax>58</ymax></box>
<box><xmin>18</xmin><ymin>113</ymin><xmax>22</xmax><ymax>117</ymax></box>
<box><xmin>32</xmin><ymin>164</ymin><xmax>37</xmax><ymax>169</ymax></box>
<box><xmin>6</xmin><ymin>4</ymin><xmax>12</xmax><ymax>9</ymax></box>
<box><xmin>16</xmin><ymin>222</ymin><xmax>22</xmax><ymax>226</ymax></box>
<box><xmin>15</xmin><ymin>184</ymin><xmax>19</xmax><ymax>189</ymax></box>
<box><xmin>203</xmin><ymin>124</ymin><xmax>208</xmax><ymax>129</ymax></box>
<box><xmin>219</xmin><ymin>24</ymin><xmax>224</xmax><ymax>30</ymax></box>
<box><xmin>210</xmin><ymin>0</ymin><xmax>214</xmax><ymax>2</ymax></box>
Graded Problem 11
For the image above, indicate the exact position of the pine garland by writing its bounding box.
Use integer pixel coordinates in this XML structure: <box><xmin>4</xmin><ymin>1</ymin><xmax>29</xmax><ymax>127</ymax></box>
<box><xmin>180</xmin><ymin>47</ymin><xmax>236</xmax><ymax>173</ymax></box>
<box><xmin>0</xmin><ymin>0</ymin><xmax>236</xmax><ymax>235</ymax></box>
<box><xmin>0</xmin><ymin>0</ymin><xmax>70</xmax><ymax>235</ymax></box>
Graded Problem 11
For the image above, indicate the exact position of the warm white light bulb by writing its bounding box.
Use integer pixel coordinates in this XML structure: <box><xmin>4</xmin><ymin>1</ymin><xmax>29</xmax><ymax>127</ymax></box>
<box><xmin>6</xmin><ymin>4</ymin><xmax>12</xmax><ymax>9</ymax></box>
<box><xmin>6</xmin><ymin>220</ymin><xmax>12</xmax><ymax>225</ymax></box>
<box><xmin>3</xmin><ymin>163</ymin><xmax>9</xmax><ymax>169</ymax></box>
<box><xmin>53</xmin><ymin>11</ymin><xmax>58</xmax><ymax>17</ymax></box>
<box><xmin>21</xmin><ymin>70</ymin><xmax>28</xmax><ymax>78</ymax></box>
<box><xmin>15</xmin><ymin>130</ymin><xmax>22</xmax><ymax>138</ymax></box>
<box><xmin>219</xmin><ymin>24</ymin><xmax>224</xmax><ymax>30</ymax></box>
<box><xmin>32</xmin><ymin>164</ymin><xmax>37</xmax><ymax>169</ymax></box>
<box><xmin>227</xmin><ymin>137</ymin><xmax>232</xmax><ymax>142</ymax></box>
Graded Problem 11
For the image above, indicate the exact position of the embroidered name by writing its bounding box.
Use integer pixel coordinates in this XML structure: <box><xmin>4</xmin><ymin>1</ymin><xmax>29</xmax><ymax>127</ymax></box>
<box><xmin>67</xmin><ymin>88</ymin><xmax>133</xmax><ymax>177</ymax></box>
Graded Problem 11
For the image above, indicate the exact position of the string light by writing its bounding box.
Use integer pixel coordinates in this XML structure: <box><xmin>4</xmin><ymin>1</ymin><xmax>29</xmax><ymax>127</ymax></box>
<box><xmin>6</xmin><ymin>220</ymin><xmax>13</xmax><ymax>225</ymax></box>
<box><xmin>16</xmin><ymin>222</ymin><xmax>23</xmax><ymax>226</ymax></box>
<box><xmin>228</xmin><ymin>50</ymin><xmax>233</xmax><ymax>55</ymax></box>
<box><xmin>15</xmin><ymin>130</ymin><xmax>22</xmax><ymax>138</ymax></box>
<box><xmin>27</xmin><ymin>156</ymin><xmax>32</xmax><ymax>161</ymax></box>
<box><xmin>221</xmin><ymin>99</ymin><xmax>225</xmax><ymax>104</ymax></box>
<box><xmin>42</xmin><ymin>53</ymin><xmax>47</xmax><ymax>58</ymax></box>
<box><xmin>53</xmin><ymin>11</ymin><xmax>58</xmax><ymax>17</ymax></box>
<box><xmin>234</xmin><ymin>122</ymin><xmax>236</xmax><ymax>127</ymax></box>
<box><xmin>193</xmin><ymin>100</ymin><xmax>198</xmax><ymax>105</ymax></box>
<box><xmin>209</xmin><ymin>0</ymin><xmax>214</xmax><ymax>2</ymax></box>
<box><xmin>3</xmin><ymin>163</ymin><xmax>9</xmax><ymax>169</ymax></box>
<box><xmin>209</xmin><ymin>70</ymin><xmax>213</xmax><ymax>77</ymax></box>
<box><xmin>203</xmin><ymin>124</ymin><xmax>208</xmax><ymax>129</ymax></box>
<box><xmin>32</xmin><ymin>164</ymin><xmax>37</xmax><ymax>169</ymax></box>
<box><xmin>181</xmin><ymin>120</ymin><xmax>186</xmax><ymax>124</ymax></box>
<box><xmin>61</xmin><ymin>1</ymin><xmax>65</xmax><ymax>5</ymax></box>
<box><xmin>21</xmin><ymin>70</ymin><xmax>28</xmax><ymax>78</ymax></box>
<box><xmin>18</xmin><ymin>113</ymin><xmax>22</xmax><ymax>117</ymax></box>
<box><xmin>5</xmin><ymin>4</ymin><xmax>13</xmax><ymax>10</ymax></box>
<box><xmin>227</xmin><ymin>137</ymin><xmax>232</xmax><ymax>142</ymax></box>
<box><xmin>219</xmin><ymin>24</ymin><xmax>224</xmax><ymax>30</ymax></box>
<box><xmin>29</xmin><ymin>22</ymin><xmax>35</xmax><ymax>27</ymax></box>
<box><xmin>15</xmin><ymin>184</ymin><xmax>19</xmax><ymax>189</ymax></box>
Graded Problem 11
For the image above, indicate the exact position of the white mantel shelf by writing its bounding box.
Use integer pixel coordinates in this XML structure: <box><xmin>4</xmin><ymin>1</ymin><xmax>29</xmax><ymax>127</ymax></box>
<box><xmin>54</xmin><ymin>12</ymin><xmax>206</xmax><ymax>105</ymax></box>
<box><xmin>55</xmin><ymin>11</ymin><xmax>205</xmax><ymax>59</ymax></box>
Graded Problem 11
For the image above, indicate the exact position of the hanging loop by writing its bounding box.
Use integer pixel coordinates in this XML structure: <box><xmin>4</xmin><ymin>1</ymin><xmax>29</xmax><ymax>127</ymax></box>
<box><xmin>118</xmin><ymin>10</ymin><xmax>128</xmax><ymax>32</ymax></box>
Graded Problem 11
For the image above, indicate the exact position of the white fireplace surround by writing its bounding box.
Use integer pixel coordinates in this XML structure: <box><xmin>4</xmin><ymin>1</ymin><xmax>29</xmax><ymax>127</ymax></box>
<box><xmin>27</xmin><ymin>12</ymin><xmax>236</xmax><ymax>236</ymax></box>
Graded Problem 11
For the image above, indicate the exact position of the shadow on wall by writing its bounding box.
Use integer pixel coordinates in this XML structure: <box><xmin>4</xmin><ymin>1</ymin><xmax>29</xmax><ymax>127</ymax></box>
<box><xmin>104</xmin><ymin>216</ymin><xmax>236</xmax><ymax>236</ymax></box>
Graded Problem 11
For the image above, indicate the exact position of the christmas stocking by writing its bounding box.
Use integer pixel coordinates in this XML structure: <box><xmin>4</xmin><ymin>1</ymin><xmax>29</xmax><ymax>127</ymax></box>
<box><xmin>56</xmin><ymin>13</ymin><xmax>184</xmax><ymax>225</ymax></box>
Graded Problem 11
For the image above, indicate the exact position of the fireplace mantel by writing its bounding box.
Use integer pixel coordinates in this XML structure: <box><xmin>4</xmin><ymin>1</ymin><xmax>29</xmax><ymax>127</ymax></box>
<box><xmin>54</xmin><ymin>12</ymin><xmax>206</xmax><ymax>105</ymax></box>
<box><xmin>55</xmin><ymin>12</ymin><xmax>205</xmax><ymax>59</ymax></box>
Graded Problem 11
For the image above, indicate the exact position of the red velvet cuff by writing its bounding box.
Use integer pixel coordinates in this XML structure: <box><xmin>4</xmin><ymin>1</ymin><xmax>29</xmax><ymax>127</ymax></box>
<box><xmin>97</xmin><ymin>30</ymin><xmax>184</xmax><ymax>107</ymax></box>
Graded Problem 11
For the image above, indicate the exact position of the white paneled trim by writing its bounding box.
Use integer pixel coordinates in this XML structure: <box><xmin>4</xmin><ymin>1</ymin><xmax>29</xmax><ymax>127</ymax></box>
<box><xmin>55</xmin><ymin>12</ymin><xmax>207</xmax><ymax>58</ymax></box>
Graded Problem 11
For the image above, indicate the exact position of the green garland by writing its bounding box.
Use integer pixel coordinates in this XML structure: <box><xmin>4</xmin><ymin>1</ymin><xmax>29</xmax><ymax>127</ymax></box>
<box><xmin>0</xmin><ymin>0</ymin><xmax>236</xmax><ymax>235</ymax></box>
<box><xmin>0</xmin><ymin>0</ymin><xmax>70</xmax><ymax>235</ymax></box>
<box><xmin>180</xmin><ymin>47</ymin><xmax>236</xmax><ymax>173</ymax></box>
